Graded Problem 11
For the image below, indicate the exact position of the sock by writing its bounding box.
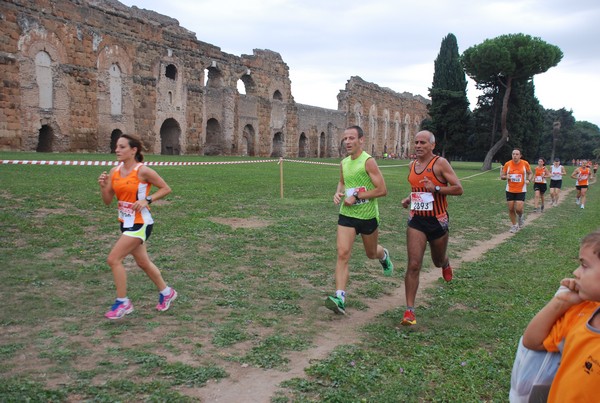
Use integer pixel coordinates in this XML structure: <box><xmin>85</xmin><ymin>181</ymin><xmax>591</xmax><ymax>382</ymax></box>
<box><xmin>116</xmin><ymin>297</ymin><xmax>129</xmax><ymax>303</ymax></box>
<box><xmin>379</xmin><ymin>249</ymin><xmax>388</xmax><ymax>262</ymax></box>
<box><xmin>407</xmin><ymin>306</ymin><xmax>414</xmax><ymax>312</ymax></box>
<box><xmin>160</xmin><ymin>286</ymin><xmax>172</xmax><ymax>296</ymax></box>
<box><xmin>336</xmin><ymin>290</ymin><xmax>346</xmax><ymax>302</ymax></box>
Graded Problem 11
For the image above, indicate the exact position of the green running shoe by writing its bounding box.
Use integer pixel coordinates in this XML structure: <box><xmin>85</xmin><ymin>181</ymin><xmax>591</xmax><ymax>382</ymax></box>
<box><xmin>380</xmin><ymin>248</ymin><xmax>394</xmax><ymax>277</ymax></box>
<box><xmin>325</xmin><ymin>295</ymin><xmax>346</xmax><ymax>315</ymax></box>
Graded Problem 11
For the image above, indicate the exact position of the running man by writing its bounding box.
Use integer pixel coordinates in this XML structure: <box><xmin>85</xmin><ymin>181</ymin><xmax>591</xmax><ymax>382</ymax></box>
<box><xmin>400</xmin><ymin>130</ymin><xmax>463</xmax><ymax>326</ymax></box>
<box><xmin>325</xmin><ymin>125</ymin><xmax>393</xmax><ymax>315</ymax></box>
<box><xmin>571</xmin><ymin>159</ymin><xmax>590</xmax><ymax>209</ymax></box>
<box><xmin>500</xmin><ymin>148</ymin><xmax>533</xmax><ymax>233</ymax></box>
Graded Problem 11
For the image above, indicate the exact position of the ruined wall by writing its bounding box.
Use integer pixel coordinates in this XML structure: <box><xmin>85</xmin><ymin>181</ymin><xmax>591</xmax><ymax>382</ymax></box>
<box><xmin>0</xmin><ymin>0</ymin><xmax>429</xmax><ymax>157</ymax></box>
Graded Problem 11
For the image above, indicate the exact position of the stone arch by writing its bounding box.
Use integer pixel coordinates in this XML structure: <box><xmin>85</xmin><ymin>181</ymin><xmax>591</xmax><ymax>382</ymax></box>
<box><xmin>273</xmin><ymin>90</ymin><xmax>283</xmax><ymax>101</ymax></box>
<box><xmin>298</xmin><ymin>132</ymin><xmax>308</xmax><ymax>157</ymax></box>
<box><xmin>271</xmin><ymin>132</ymin><xmax>284</xmax><ymax>157</ymax></box>
<box><xmin>241</xmin><ymin>124</ymin><xmax>255</xmax><ymax>156</ymax></box>
<box><xmin>206</xmin><ymin>66</ymin><xmax>224</xmax><ymax>88</ymax></box>
<box><xmin>238</xmin><ymin>72</ymin><xmax>256</xmax><ymax>96</ymax></box>
<box><xmin>160</xmin><ymin>118</ymin><xmax>181</xmax><ymax>155</ymax></box>
<box><xmin>204</xmin><ymin>118</ymin><xmax>222</xmax><ymax>155</ymax></box>
<box><xmin>36</xmin><ymin>124</ymin><xmax>54</xmax><ymax>152</ymax></box>
<box><xmin>110</xmin><ymin>129</ymin><xmax>123</xmax><ymax>153</ymax></box>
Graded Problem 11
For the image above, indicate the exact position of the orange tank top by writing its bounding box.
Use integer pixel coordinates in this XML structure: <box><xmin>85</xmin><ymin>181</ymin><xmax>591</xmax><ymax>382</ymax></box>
<box><xmin>534</xmin><ymin>166</ymin><xmax>547</xmax><ymax>184</ymax></box>
<box><xmin>111</xmin><ymin>163</ymin><xmax>153</xmax><ymax>226</ymax></box>
<box><xmin>407</xmin><ymin>156</ymin><xmax>448</xmax><ymax>217</ymax></box>
<box><xmin>576</xmin><ymin>167</ymin><xmax>590</xmax><ymax>186</ymax></box>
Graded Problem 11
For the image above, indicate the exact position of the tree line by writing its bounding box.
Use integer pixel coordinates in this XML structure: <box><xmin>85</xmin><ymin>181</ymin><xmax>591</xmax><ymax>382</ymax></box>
<box><xmin>423</xmin><ymin>33</ymin><xmax>600</xmax><ymax>169</ymax></box>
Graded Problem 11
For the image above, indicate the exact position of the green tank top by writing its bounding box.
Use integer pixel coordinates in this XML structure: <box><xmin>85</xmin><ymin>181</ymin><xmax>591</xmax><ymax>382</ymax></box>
<box><xmin>339</xmin><ymin>151</ymin><xmax>379</xmax><ymax>222</ymax></box>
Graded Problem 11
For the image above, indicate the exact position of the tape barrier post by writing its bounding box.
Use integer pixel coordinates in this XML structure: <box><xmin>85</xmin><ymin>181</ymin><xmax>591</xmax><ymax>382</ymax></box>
<box><xmin>278</xmin><ymin>157</ymin><xmax>284</xmax><ymax>199</ymax></box>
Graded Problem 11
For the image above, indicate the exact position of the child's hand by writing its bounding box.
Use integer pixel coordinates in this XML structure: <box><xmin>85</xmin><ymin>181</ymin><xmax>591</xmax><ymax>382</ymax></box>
<box><xmin>555</xmin><ymin>278</ymin><xmax>584</xmax><ymax>305</ymax></box>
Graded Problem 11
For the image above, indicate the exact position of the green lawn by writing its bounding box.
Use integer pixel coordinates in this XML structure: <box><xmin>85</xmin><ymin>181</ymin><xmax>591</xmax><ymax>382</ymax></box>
<box><xmin>1</xmin><ymin>154</ymin><xmax>597</xmax><ymax>402</ymax></box>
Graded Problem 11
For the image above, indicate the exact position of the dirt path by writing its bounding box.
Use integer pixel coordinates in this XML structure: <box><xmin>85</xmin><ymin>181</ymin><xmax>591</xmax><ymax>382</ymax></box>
<box><xmin>195</xmin><ymin>187</ymin><xmax>575</xmax><ymax>402</ymax></box>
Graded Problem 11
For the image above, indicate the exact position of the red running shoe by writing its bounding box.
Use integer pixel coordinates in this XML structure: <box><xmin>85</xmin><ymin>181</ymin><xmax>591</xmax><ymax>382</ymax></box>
<box><xmin>442</xmin><ymin>264</ymin><xmax>453</xmax><ymax>282</ymax></box>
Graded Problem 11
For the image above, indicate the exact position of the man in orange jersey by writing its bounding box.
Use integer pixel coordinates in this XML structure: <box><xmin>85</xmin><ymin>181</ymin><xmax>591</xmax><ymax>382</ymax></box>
<box><xmin>571</xmin><ymin>159</ymin><xmax>590</xmax><ymax>209</ymax></box>
<box><xmin>500</xmin><ymin>149</ymin><xmax>533</xmax><ymax>233</ymax></box>
<box><xmin>399</xmin><ymin>131</ymin><xmax>463</xmax><ymax>326</ymax></box>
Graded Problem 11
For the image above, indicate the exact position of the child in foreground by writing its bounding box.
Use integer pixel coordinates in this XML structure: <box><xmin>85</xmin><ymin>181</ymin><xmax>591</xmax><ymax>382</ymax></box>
<box><xmin>522</xmin><ymin>229</ymin><xmax>600</xmax><ymax>401</ymax></box>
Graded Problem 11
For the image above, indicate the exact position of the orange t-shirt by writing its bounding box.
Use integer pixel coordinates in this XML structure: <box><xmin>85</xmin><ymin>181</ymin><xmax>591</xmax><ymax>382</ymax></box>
<box><xmin>576</xmin><ymin>167</ymin><xmax>590</xmax><ymax>186</ymax></box>
<box><xmin>503</xmin><ymin>159</ymin><xmax>531</xmax><ymax>193</ymax></box>
<box><xmin>543</xmin><ymin>301</ymin><xmax>600</xmax><ymax>402</ymax></box>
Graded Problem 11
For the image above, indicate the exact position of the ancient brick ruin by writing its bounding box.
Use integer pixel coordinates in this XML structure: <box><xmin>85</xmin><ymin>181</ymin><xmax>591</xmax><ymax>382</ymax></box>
<box><xmin>0</xmin><ymin>0</ymin><xmax>429</xmax><ymax>158</ymax></box>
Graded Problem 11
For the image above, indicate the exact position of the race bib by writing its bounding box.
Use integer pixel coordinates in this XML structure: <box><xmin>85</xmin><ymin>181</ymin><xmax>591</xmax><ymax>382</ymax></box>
<box><xmin>579</xmin><ymin>174</ymin><xmax>588</xmax><ymax>181</ymax></box>
<box><xmin>346</xmin><ymin>186</ymin><xmax>368</xmax><ymax>205</ymax></box>
<box><xmin>410</xmin><ymin>192</ymin><xmax>434</xmax><ymax>211</ymax></box>
<box><xmin>535</xmin><ymin>176</ymin><xmax>543</xmax><ymax>182</ymax></box>
<box><xmin>118</xmin><ymin>201</ymin><xmax>135</xmax><ymax>227</ymax></box>
<box><xmin>509</xmin><ymin>174</ymin><xmax>522</xmax><ymax>183</ymax></box>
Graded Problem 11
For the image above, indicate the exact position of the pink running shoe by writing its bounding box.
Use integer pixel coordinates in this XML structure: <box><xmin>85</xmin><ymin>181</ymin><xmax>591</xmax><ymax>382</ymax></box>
<box><xmin>105</xmin><ymin>299</ymin><xmax>134</xmax><ymax>320</ymax></box>
<box><xmin>156</xmin><ymin>288</ymin><xmax>178</xmax><ymax>311</ymax></box>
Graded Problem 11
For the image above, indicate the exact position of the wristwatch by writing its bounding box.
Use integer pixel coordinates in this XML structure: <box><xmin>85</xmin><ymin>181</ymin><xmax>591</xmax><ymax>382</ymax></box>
<box><xmin>352</xmin><ymin>191</ymin><xmax>360</xmax><ymax>199</ymax></box>
<box><xmin>434</xmin><ymin>186</ymin><xmax>441</xmax><ymax>193</ymax></box>
<box><xmin>145</xmin><ymin>196</ymin><xmax>153</xmax><ymax>204</ymax></box>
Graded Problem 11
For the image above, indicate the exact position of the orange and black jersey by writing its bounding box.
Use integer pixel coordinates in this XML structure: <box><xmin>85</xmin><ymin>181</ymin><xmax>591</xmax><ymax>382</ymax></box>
<box><xmin>408</xmin><ymin>156</ymin><xmax>448</xmax><ymax>218</ymax></box>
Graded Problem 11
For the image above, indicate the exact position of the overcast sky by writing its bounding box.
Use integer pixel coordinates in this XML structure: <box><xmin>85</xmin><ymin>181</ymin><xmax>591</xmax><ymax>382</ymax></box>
<box><xmin>119</xmin><ymin>0</ymin><xmax>600</xmax><ymax>127</ymax></box>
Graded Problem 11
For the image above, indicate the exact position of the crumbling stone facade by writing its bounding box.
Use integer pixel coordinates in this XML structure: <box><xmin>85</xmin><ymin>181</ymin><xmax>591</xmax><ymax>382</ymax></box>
<box><xmin>0</xmin><ymin>0</ymin><xmax>429</xmax><ymax>158</ymax></box>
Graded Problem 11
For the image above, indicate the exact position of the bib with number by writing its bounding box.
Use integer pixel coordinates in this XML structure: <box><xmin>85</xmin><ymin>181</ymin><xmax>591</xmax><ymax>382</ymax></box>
<box><xmin>346</xmin><ymin>186</ymin><xmax>369</xmax><ymax>205</ymax></box>
<box><xmin>118</xmin><ymin>201</ymin><xmax>135</xmax><ymax>228</ymax></box>
<box><xmin>410</xmin><ymin>192</ymin><xmax>434</xmax><ymax>211</ymax></box>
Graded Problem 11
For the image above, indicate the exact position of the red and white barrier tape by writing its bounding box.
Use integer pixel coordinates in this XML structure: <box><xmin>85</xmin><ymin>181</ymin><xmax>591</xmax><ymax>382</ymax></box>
<box><xmin>1</xmin><ymin>158</ymin><xmax>340</xmax><ymax>166</ymax></box>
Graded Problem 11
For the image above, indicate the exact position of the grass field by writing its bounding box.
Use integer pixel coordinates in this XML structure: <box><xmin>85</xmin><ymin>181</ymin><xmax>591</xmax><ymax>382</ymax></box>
<box><xmin>1</xmin><ymin>152</ymin><xmax>598</xmax><ymax>402</ymax></box>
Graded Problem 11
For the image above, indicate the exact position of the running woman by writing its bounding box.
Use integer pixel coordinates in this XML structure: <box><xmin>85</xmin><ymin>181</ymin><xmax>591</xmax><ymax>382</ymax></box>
<box><xmin>98</xmin><ymin>134</ymin><xmax>177</xmax><ymax>319</ymax></box>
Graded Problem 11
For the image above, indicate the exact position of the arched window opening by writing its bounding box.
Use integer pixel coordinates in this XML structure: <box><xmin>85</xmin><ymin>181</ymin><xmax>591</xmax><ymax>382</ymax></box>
<box><xmin>109</xmin><ymin>63</ymin><xmax>122</xmax><ymax>116</ymax></box>
<box><xmin>36</xmin><ymin>124</ymin><xmax>53</xmax><ymax>152</ymax></box>
<box><xmin>204</xmin><ymin>118</ymin><xmax>223</xmax><ymax>155</ymax></box>
<box><xmin>298</xmin><ymin>133</ymin><xmax>308</xmax><ymax>158</ymax></box>
<box><xmin>240</xmin><ymin>74</ymin><xmax>256</xmax><ymax>95</ymax></box>
<box><xmin>242</xmin><ymin>124</ymin><xmax>255</xmax><ymax>156</ymax></box>
<box><xmin>160</xmin><ymin>118</ymin><xmax>181</xmax><ymax>155</ymax></box>
<box><xmin>237</xmin><ymin>79</ymin><xmax>246</xmax><ymax>95</ymax></box>
<box><xmin>273</xmin><ymin>90</ymin><xmax>283</xmax><ymax>101</ymax></box>
<box><xmin>35</xmin><ymin>51</ymin><xmax>52</xmax><ymax>109</ymax></box>
<box><xmin>271</xmin><ymin>132</ymin><xmax>284</xmax><ymax>157</ymax></box>
<box><xmin>319</xmin><ymin>132</ymin><xmax>326</xmax><ymax>158</ymax></box>
<box><xmin>165</xmin><ymin>64</ymin><xmax>177</xmax><ymax>80</ymax></box>
<box><xmin>110</xmin><ymin>129</ymin><xmax>123</xmax><ymax>153</ymax></box>
<box><xmin>168</xmin><ymin>91</ymin><xmax>173</xmax><ymax>104</ymax></box>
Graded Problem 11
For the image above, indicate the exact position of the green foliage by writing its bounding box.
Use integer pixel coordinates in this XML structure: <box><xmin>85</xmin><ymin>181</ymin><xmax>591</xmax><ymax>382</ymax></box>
<box><xmin>427</xmin><ymin>33</ymin><xmax>471</xmax><ymax>160</ymax></box>
<box><xmin>462</xmin><ymin>33</ymin><xmax>563</xmax><ymax>85</ymax></box>
<box><xmin>461</xmin><ymin>33</ymin><xmax>563</xmax><ymax>169</ymax></box>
